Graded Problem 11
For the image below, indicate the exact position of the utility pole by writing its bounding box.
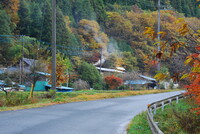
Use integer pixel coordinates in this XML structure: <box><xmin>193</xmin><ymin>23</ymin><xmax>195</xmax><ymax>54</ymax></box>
<box><xmin>52</xmin><ymin>0</ymin><xmax>57</xmax><ymax>90</ymax></box>
<box><xmin>66</xmin><ymin>69</ymin><xmax>69</xmax><ymax>87</ymax></box>
<box><xmin>157</xmin><ymin>0</ymin><xmax>161</xmax><ymax>89</ymax></box>
<box><xmin>157</xmin><ymin>0</ymin><xmax>161</xmax><ymax>72</ymax></box>
<box><xmin>21</xmin><ymin>35</ymin><xmax>24</xmax><ymax>85</ymax></box>
<box><xmin>99</xmin><ymin>48</ymin><xmax>103</xmax><ymax>73</ymax></box>
<box><xmin>19</xmin><ymin>60</ymin><xmax>22</xmax><ymax>84</ymax></box>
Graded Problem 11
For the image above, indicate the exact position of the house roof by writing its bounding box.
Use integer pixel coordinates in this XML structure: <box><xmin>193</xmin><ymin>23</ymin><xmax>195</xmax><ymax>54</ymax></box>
<box><xmin>23</xmin><ymin>58</ymin><xmax>38</xmax><ymax>66</ymax></box>
<box><xmin>124</xmin><ymin>80</ymin><xmax>153</xmax><ymax>85</ymax></box>
<box><xmin>116</xmin><ymin>67</ymin><xmax>126</xmax><ymax>71</ymax></box>
<box><xmin>35</xmin><ymin>71</ymin><xmax>51</xmax><ymax>76</ymax></box>
<box><xmin>0</xmin><ymin>81</ymin><xmax>6</xmax><ymax>86</ymax></box>
<box><xmin>139</xmin><ymin>75</ymin><xmax>156</xmax><ymax>81</ymax></box>
<box><xmin>96</xmin><ymin>67</ymin><xmax>124</xmax><ymax>73</ymax></box>
<box><xmin>45</xmin><ymin>84</ymin><xmax>74</xmax><ymax>90</ymax></box>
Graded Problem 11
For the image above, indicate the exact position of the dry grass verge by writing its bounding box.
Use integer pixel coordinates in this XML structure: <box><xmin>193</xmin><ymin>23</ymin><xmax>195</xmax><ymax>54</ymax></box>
<box><xmin>0</xmin><ymin>89</ymin><xmax>181</xmax><ymax>111</ymax></box>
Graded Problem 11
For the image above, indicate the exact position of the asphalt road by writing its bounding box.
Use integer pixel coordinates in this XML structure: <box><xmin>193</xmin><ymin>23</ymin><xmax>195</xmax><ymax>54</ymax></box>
<box><xmin>0</xmin><ymin>91</ymin><xmax>184</xmax><ymax>134</ymax></box>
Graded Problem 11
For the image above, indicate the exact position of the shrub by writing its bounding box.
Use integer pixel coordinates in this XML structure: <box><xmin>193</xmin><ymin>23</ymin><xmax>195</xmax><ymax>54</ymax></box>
<box><xmin>93</xmin><ymin>82</ymin><xmax>104</xmax><ymax>90</ymax></box>
<box><xmin>73</xmin><ymin>79</ymin><xmax>90</xmax><ymax>90</ymax></box>
<box><xmin>105</xmin><ymin>75</ymin><xmax>123</xmax><ymax>89</ymax></box>
<box><xmin>154</xmin><ymin>99</ymin><xmax>200</xmax><ymax>134</ymax></box>
<box><xmin>174</xmin><ymin>109</ymin><xmax>200</xmax><ymax>133</ymax></box>
<box><xmin>4</xmin><ymin>77</ymin><xmax>12</xmax><ymax>87</ymax></box>
<box><xmin>117</xmin><ymin>85</ymin><xmax>129</xmax><ymax>90</ymax></box>
<box><xmin>3</xmin><ymin>92</ymin><xmax>36</xmax><ymax>106</ymax></box>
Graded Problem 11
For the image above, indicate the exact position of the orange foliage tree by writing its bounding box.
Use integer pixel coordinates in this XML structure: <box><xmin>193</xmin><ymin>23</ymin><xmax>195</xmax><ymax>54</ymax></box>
<box><xmin>144</xmin><ymin>17</ymin><xmax>200</xmax><ymax>114</ymax></box>
<box><xmin>105</xmin><ymin>75</ymin><xmax>123</xmax><ymax>89</ymax></box>
<box><xmin>48</xmin><ymin>53</ymin><xmax>71</xmax><ymax>87</ymax></box>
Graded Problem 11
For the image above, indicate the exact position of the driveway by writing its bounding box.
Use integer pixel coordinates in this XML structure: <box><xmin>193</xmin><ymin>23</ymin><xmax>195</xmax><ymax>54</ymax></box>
<box><xmin>0</xmin><ymin>91</ymin><xmax>184</xmax><ymax>134</ymax></box>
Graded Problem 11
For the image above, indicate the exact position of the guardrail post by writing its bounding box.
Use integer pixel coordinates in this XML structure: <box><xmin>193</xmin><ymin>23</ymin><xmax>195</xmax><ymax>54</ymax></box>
<box><xmin>154</xmin><ymin>104</ymin><xmax>157</xmax><ymax>115</ymax></box>
<box><xmin>169</xmin><ymin>99</ymin><xmax>172</xmax><ymax>104</ymax></box>
<box><xmin>161</xmin><ymin>102</ymin><xmax>164</xmax><ymax>111</ymax></box>
<box><xmin>149</xmin><ymin>108</ymin><xmax>154</xmax><ymax>118</ymax></box>
<box><xmin>176</xmin><ymin>96</ymin><xmax>179</xmax><ymax>104</ymax></box>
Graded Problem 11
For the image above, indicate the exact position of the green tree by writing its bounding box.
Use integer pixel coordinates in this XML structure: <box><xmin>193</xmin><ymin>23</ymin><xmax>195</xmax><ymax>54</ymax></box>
<box><xmin>17</xmin><ymin>0</ymin><xmax>31</xmax><ymax>35</ymax></box>
<box><xmin>72</xmin><ymin>0</ymin><xmax>96</xmax><ymax>23</ymax></box>
<box><xmin>40</xmin><ymin>0</ymin><xmax>51</xmax><ymax>42</ymax></box>
<box><xmin>0</xmin><ymin>9</ymin><xmax>12</xmax><ymax>65</ymax></box>
<box><xmin>78</xmin><ymin>62</ymin><xmax>103</xmax><ymax>89</ymax></box>
<box><xmin>90</xmin><ymin>0</ymin><xmax>107</xmax><ymax>25</ymax></box>
<box><xmin>29</xmin><ymin>2</ymin><xmax>42</xmax><ymax>39</ymax></box>
<box><xmin>0</xmin><ymin>10</ymin><xmax>11</xmax><ymax>35</ymax></box>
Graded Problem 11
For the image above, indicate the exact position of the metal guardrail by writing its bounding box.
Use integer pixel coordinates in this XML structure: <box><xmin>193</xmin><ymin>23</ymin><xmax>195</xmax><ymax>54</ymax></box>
<box><xmin>147</xmin><ymin>94</ymin><xmax>185</xmax><ymax>134</ymax></box>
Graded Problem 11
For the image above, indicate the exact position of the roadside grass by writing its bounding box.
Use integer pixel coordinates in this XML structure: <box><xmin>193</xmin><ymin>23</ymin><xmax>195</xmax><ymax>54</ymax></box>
<box><xmin>154</xmin><ymin>99</ymin><xmax>200</xmax><ymax>134</ymax></box>
<box><xmin>127</xmin><ymin>111</ymin><xmax>151</xmax><ymax>134</ymax></box>
<box><xmin>127</xmin><ymin>99</ymin><xmax>200</xmax><ymax>134</ymax></box>
<box><xmin>0</xmin><ymin>89</ymin><xmax>181</xmax><ymax>111</ymax></box>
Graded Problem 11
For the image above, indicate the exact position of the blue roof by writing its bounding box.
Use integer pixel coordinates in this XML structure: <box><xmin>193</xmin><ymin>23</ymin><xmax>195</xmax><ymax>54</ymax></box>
<box><xmin>45</xmin><ymin>84</ymin><xmax>74</xmax><ymax>90</ymax></box>
<box><xmin>139</xmin><ymin>75</ymin><xmax>156</xmax><ymax>81</ymax></box>
<box><xmin>125</xmin><ymin>80</ymin><xmax>153</xmax><ymax>85</ymax></box>
<box><xmin>36</xmin><ymin>71</ymin><xmax>51</xmax><ymax>76</ymax></box>
<box><xmin>0</xmin><ymin>81</ymin><xmax>6</xmax><ymax>85</ymax></box>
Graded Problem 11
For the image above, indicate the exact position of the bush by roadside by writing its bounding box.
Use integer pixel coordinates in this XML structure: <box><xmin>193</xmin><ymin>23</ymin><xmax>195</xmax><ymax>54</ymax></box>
<box><xmin>154</xmin><ymin>99</ymin><xmax>200</xmax><ymax>134</ymax></box>
<box><xmin>127</xmin><ymin>98</ymin><xmax>200</xmax><ymax>134</ymax></box>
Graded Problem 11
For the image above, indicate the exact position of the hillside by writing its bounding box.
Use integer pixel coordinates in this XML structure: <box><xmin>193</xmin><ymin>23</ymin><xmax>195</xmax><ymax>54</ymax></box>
<box><xmin>0</xmin><ymin>0</ymin><xmax>199</xmax><ymax>76</ymax></box>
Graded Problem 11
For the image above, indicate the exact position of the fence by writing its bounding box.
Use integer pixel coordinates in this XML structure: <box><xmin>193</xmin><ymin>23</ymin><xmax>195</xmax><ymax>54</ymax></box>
<box><xmin>147</xmin><ymin>93</ymin><xmax>185</xmax><ymax>134</ymax></box>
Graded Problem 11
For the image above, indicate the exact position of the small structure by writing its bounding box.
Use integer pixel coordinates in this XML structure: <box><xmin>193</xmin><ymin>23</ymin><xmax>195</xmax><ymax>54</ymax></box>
<box><xmin>45</xmin><ymin>84</ymin><xmax>74</xmax><ymax>92</ymax></box>
<box><xmin>25</xmin><ymin>81</ymin><xmax>48</xmax><ymax>91</ymax></box>
<box><xmin>25</xmin><ymin>72</ymin><xmax>73</xmax><ymax>92</ymax></box>
<box><xmin>6</xmin><ymin>58</ymin><xmax>38</xmax><ymax>73</ymax></box>
<box><xmin>124</xmin><ymin>75</ymin><xmax>157</xmax><ymax>89</ymax></box>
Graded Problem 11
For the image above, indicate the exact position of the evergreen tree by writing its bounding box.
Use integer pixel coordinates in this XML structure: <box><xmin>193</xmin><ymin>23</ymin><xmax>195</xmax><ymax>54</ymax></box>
<box><xmin>30</xmin><ymin>2</ymin><xmax>42</xmax><ymax>39</ymax></box>
<box><xmin>17</xmin><ymin>0</ymin><xmax>31</xmax><ymax>35</ymax></box>
<box><xmin>181</xmin><ymin>0</ymin><xmax>191</xmax><ymax>17</ymax></box>
<box><xmin>56</xmin><ymin>7</ymin><xmax>71</xmax><ymax>46</ymax></box>
<box><xmin>40</xmin><ymin>0</ymin><xmax>52</xmax><ymax>43</ymax></box>
<box><xmin>0</xmin><ymin>9</ymin><xmax>12</xmax><ymax>64</ymax></box>
<box><xmin>72</xmin><ymin>0</ymin><xmax>96</xmax><ymax>23</ymax></box>
<box><xmin>0</xmin><ymin>10</ymin><xmax>11</xmax><ymax>35</ymax></box>
<box><xmin>90</xmin><ymin>0</ymin><xmax>107</xmax><ymax>25</ymax></box>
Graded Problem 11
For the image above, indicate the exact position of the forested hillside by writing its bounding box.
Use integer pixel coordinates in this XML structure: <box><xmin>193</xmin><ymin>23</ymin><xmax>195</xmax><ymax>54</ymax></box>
<box><xmin>0</xmin><ymin>0</ymin><xmax>199</xmax><ymax>76</ymax></box>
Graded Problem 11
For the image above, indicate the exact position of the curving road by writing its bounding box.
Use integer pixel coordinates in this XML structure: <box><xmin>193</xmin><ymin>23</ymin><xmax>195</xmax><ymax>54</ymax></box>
<box><xmin>0</xmin><ymin>91</ymin><xmax>184</xmax><ymax>134</ymax></box>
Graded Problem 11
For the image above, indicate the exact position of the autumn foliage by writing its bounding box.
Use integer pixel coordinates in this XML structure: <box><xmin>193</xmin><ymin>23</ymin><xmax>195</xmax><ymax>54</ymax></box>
<box><xmin>48</xmin><ymin>53</ymin><xmax>71</xmax><ymax>87</ymax></box>
<box><xmin>184</xmin><ymin>51</ymin><xmax>200</xmax><ymax>114</ymax></box>
<box><xmin>105</xmin><ymin>75</ymin><xmax>123</xmax><ymax>89</ymax></box>
<box><xmin>144</xmin><ymin>17</ymin><xmax>200</xmax><ymax>114</ymax></box>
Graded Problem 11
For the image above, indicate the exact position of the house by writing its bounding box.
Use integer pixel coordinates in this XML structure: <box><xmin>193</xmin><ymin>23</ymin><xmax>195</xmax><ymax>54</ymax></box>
<box><xmin>124</xmin><ymin>75</ymin><xmax>157</xmax><ymax>89</ymax></box>
<box><xmin>6</xmin><ymin>58</ymin><xmax>38</xmax><ymax>73</ymax></box>
<box><xmin>25</xmin><ymin>71</ymin><xmax>50</xmax><ymax>91</ymax></box>
<box><xmin>25</xmin><ymin>72</ymin><xmax>74</xmax><ymax>92</ymax></box>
